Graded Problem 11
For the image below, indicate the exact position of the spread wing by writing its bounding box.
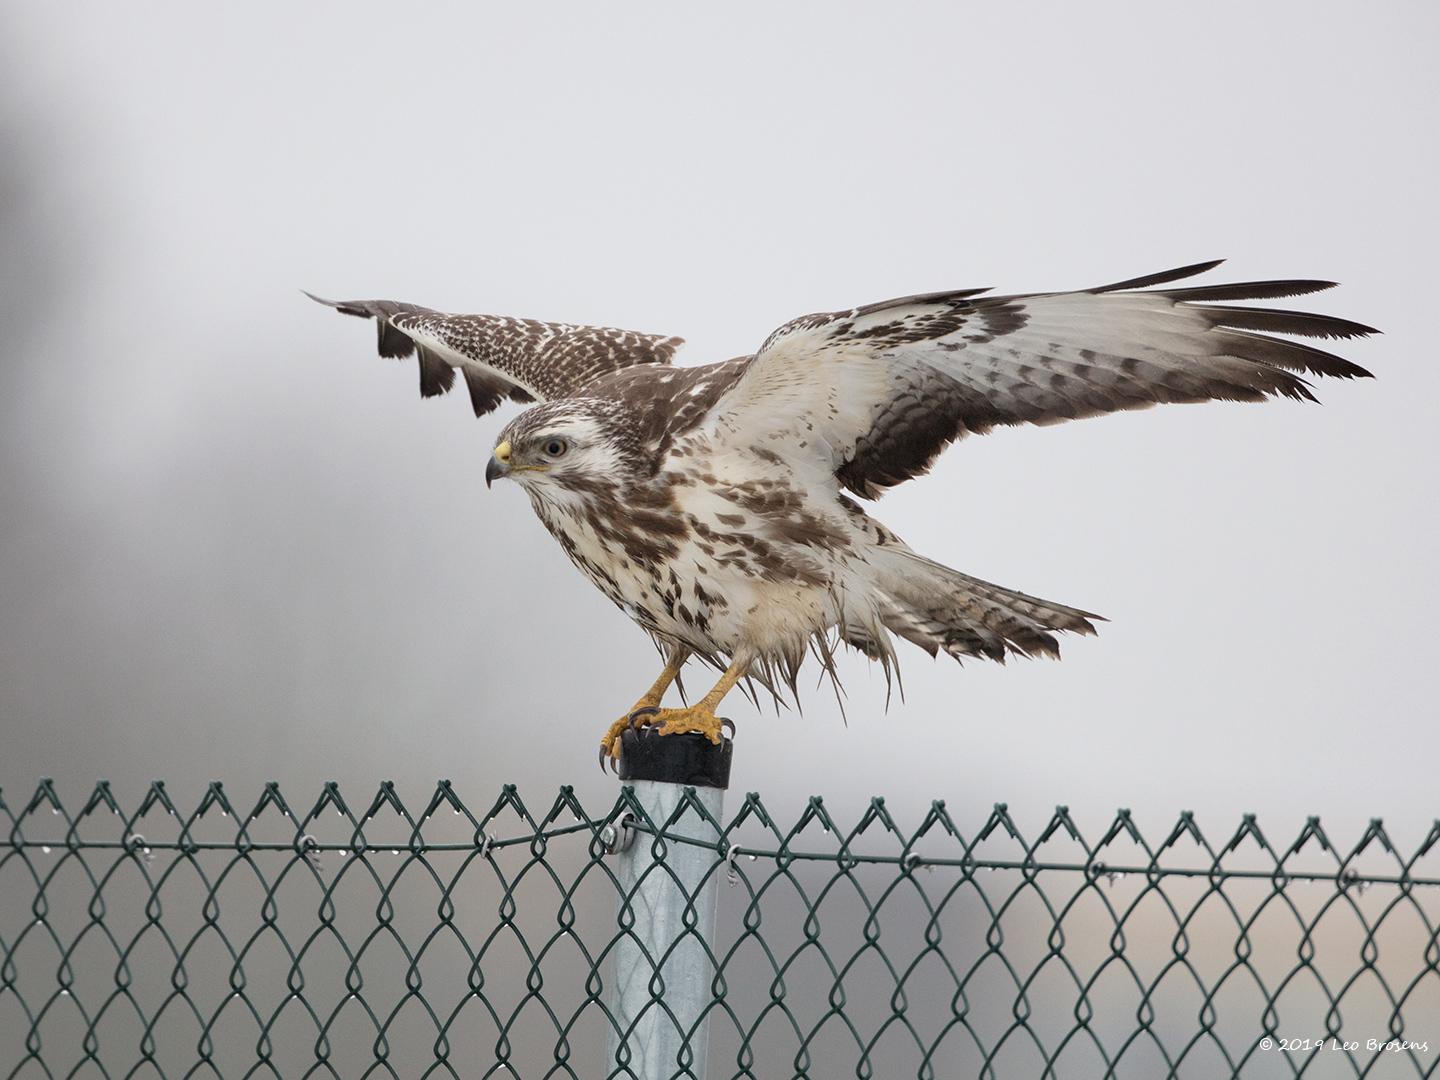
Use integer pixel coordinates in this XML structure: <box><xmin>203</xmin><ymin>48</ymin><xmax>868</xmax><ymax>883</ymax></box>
<box><xmin>306</xmin><ymin>295</ymin><xmax>684</xmax><ymax>415</ymax></box>
<box><xmin>703</xmin><ymin>260</ymin><xmax>1378</xmax><ymax>497</ymax></box>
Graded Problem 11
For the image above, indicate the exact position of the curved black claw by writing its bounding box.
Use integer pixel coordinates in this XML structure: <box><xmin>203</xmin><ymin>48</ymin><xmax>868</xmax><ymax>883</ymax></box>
<box><xmin>628</xmin><ymin>705</ymin><xmax>661</xmax><ymax>733</ymax></box>
<box><xmin>721</xmin><ymin>717</ymin><xmax>736</xmax><ymax>739</ymax></box>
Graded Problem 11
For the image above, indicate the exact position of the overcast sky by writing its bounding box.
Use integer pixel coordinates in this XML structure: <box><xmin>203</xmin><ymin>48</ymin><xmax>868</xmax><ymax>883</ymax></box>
<box><xmin>2</xmin><ymin>2</ymin><xmax>1436</xmax><ymax>852</ymax></box>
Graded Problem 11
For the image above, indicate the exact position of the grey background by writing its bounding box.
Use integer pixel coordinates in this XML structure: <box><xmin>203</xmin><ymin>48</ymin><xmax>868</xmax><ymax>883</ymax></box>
<box><xmin>2</xmin><ymin>1</ymin><xmax>1436</xmax><ymax>849</ymax></box>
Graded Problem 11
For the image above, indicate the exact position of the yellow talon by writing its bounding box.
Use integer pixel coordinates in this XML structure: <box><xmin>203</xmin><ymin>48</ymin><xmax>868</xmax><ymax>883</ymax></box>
<box><xmin>599</xmin><ymin>713</ymin><xmax>642</xmax><ymax>764</ymax></box>
<box><xmin>599</xmin><ymin>648</ymin><xmax>690</xmax><ymax>769</ymax></box>
<box><xmin>598</xmin><ymin>649</ymin><xmax>747</xmax><ymax>773</ymax></box>
<box><xmin>646</xmin><ymin>705</ymin><xmax>725</xmax><ymax>744</ymax></box>
<box><xmin>597</xmin><ymin>702</ymin><xmax>727</xmax><ymax>771</ymax></box>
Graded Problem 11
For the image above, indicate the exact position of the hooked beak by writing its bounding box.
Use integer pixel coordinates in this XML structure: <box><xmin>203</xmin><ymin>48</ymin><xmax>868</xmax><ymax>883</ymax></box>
<box><xmin>485</xmin><ymin>440</ymin><xmax>511</xmax><ymax>488</ymax></box>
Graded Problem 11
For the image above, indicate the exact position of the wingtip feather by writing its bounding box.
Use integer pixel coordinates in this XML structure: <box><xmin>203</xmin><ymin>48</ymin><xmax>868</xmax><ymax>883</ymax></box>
<box><xmin>1092</xmin><ymin>259</ymin><xmax>1226</xmax><ymax>293</ymax></box>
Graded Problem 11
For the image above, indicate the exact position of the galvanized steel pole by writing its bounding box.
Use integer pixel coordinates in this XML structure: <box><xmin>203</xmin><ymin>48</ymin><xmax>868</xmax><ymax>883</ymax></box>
<box><xmin>606</xmin><ymin>729</ymin><xmax>732</xmax><ymax>1079</ymax></box>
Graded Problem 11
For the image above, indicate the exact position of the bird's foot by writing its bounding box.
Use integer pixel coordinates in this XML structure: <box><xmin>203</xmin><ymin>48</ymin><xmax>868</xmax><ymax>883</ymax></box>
<box><xmin>634</xmin><ymin>704</ymin><xmax>734</xmax><ymax>744</ymax></box>
<box><xmin>598</xmin><ymin>700</ymin><xmax>662</xmax><ymax>772</ymax></box>
<box><xmin>598</xmin><ymin>704</ymin><xmax>735</xmax><ymax>773</ymax></box>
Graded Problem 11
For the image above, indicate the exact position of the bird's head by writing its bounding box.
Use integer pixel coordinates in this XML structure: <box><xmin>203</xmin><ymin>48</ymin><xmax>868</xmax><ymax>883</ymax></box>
<box><xmin>486</xmin><ymin>399</ymin><xmax>639</xmax><ymax>498</ymax></box>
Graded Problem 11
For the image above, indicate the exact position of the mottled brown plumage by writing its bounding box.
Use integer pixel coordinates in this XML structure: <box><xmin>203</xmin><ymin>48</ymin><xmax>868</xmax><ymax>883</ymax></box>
<box><xmin>309</xmin><ymin>262</ymin><xmax>1376</xmax><ymax>758</ymax></box>
<box><xmin>304</xmin><ymin>294</ymin><xmax>683</xmax><ymax>412</ymax></box>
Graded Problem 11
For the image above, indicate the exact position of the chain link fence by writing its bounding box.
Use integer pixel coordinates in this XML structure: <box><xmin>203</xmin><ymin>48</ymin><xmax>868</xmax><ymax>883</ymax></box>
<box><xmin>3</xmin><ymin>778</ymin><xmax>1438</xmax><ymax>1078</ymax></box>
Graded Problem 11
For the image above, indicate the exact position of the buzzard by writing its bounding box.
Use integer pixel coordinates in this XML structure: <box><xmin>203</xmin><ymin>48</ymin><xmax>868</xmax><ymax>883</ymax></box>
<box><xmin>308</xmin><ymin>261</ymin><xmax>1375</xmax><ymax>767</ymax></box>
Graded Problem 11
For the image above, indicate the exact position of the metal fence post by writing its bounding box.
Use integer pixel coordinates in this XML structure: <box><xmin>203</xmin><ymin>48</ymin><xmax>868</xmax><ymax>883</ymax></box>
<box><xmin>606</xmin><ymin>729</ymin><xmax>732</xmax><ymax>1080</ymax></box>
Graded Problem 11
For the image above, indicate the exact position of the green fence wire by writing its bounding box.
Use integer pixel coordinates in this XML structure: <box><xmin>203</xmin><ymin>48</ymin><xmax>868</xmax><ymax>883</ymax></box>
<box><xmin>2</xmin><ymin>779</ymin><xmax>1438</xmax><ymax>1079</ymax></box>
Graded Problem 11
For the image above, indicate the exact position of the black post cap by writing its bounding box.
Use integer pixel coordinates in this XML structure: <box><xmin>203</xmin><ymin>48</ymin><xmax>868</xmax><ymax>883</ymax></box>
<box><xmin>618</xmin><ymin>728</ymin><xmax>732</xmax><ymax>789</ymax></box>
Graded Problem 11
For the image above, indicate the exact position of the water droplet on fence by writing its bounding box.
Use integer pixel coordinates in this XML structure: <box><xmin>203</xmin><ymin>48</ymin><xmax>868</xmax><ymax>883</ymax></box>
<box><xmin>220</xmin><ymin>810</ymin><xmax>228</xmax><ymax>817</ymax></box>
<box><xmin>60</xmin><ymin>988</ymin><xmax>69</xmax><ymax>995</ymax></box>
<box><xmin>41</xmin><ymin>845</ymin><xmax>50</xmax><ymax>854</ymax></box>
<box><xmin>51</xmin><ymin>807</ymin><xmax>59</xmax><ymax>815</ymax></box>
<box><xmin>391</xmin><ymin>849</ymin><xmax>400</xmax><ymax>856</ymax></box>
<box><xmin>746</xmin><ymin>854</ymin><xmax>757</xmax><ymax>862</ymax></box>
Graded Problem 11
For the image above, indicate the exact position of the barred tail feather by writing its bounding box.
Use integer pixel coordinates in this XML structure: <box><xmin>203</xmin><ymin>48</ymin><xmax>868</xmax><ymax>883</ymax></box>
<box><xmin>871</xmin><ymin>549</ymin><xmax>1101</xmax><ymax>663</ymax></box>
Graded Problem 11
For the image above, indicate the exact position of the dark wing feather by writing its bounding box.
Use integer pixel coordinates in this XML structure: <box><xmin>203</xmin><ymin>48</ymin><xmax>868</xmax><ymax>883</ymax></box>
<box><xmin>704</xmin><ymin>261</ymin><xmax>1378</xmax><ymax>498</ymax></box>
<box><xmin>1158</xmin><ymin>279</ymin><xmax>1339</xmax><ymax>302</ymax></box>
<box><xmin>306</xmin><ymin>293</ymin><xmax>684</xmax><ymax>413</ymax></box>
<box><xmin>1195</xmin><ymin>305</ymin><xmax>1377</xmax><ymax>341</ymax></box>
<box><xmin>1089</xmin><ymin>258</ymin><xmax>1227</xmax><ymax>292</ymax></box>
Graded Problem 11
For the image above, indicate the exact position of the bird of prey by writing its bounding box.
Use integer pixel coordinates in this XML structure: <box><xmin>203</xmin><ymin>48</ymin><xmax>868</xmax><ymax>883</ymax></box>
<box><xmin>308</xmin><ymin>261</ymin><xmax>1375</xmax><ymax>767</ymax></box>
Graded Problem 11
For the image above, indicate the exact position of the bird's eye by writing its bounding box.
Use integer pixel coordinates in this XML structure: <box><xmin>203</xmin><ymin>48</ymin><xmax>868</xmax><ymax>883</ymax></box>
<box><xmin>543</xmin><ymin>438</ymin><xmax>568</xmax><ymax>458</ymax></box>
